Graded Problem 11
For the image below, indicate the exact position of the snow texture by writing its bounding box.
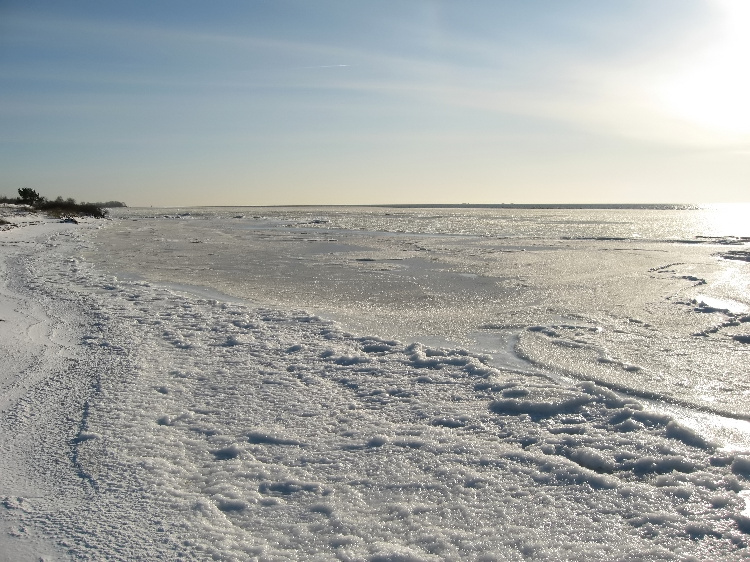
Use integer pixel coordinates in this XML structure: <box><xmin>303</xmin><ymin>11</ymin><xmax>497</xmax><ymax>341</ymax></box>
<box><xmin>1</xmin><ymin>208</ymin><xmax>749</xmax><ymax>561</ymax></box>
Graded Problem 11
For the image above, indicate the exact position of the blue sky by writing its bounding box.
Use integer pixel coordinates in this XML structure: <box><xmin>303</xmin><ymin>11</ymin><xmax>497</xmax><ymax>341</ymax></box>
<box><xmin>1</xmin><ymin>0</ymin><xmax>748</xmax><ymax>206</ymax></box>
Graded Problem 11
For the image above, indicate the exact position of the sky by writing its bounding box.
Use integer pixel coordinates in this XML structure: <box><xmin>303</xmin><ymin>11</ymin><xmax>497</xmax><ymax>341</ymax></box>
<box><xmin>1</xmin><ymin>0</ymin><xmax>748</xmax><ymax>206</ymax></box>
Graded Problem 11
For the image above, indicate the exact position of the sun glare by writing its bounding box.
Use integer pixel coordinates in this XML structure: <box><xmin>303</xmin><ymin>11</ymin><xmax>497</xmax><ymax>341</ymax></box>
<box><xmin>699</xmin><ymin>202</ymin><xmax>750</xmax><ymax>237</ymax></box>
<box><xmin>659</xmin><ymin>0</ymin><xmax>750</xmax><ymax>135</ymax></box>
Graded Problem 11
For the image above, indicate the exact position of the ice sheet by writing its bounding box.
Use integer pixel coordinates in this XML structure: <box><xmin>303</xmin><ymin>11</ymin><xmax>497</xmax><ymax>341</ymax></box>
<box><xmin>2</xmin><ymin>207</ymin><xmax>750</xmax><ymax>560</ymax></box>
<box><xmin>91</xmin><ymin>208</ymin><xmax>750</xmax><ymax>420</ymax></box>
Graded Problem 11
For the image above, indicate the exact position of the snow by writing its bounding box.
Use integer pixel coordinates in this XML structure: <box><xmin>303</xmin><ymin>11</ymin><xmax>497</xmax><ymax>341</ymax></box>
<box><xmin>1</xmin><ymin>208</ymin><xmax>749</xmax><ymax>560</ymax></box>
<box><xmin>0</xmin><ymin>210</ymin><xmax>99</xmax><ymax>561</ymax></box>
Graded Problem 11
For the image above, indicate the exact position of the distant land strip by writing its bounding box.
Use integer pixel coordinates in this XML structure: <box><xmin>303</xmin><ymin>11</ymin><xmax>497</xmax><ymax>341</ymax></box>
<box><xmin>370</xmin><ymin>203</ymin><xmax>700</xmax><ymax>210</ymax></box>
<box><xmin>200</xmin><ymin>203</ymin><xmax>702</xmax><ymax>210</ymax></box>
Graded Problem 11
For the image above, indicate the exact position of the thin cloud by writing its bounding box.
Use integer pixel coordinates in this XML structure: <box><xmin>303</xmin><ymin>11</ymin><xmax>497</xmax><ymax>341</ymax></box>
<box><xmin>302</xmin><ymin>64</ymin><xmax>353</xmax><ymax>69</ymax></box>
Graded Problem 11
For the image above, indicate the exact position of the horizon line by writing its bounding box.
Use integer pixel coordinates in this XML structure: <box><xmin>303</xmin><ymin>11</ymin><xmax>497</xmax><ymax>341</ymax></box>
<box><xmin>124</xmin><ymin>203</ymin><xmax>730</xmax><ymax>210</ymax></box>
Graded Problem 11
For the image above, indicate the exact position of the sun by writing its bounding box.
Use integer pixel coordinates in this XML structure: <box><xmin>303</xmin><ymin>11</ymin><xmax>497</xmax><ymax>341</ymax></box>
<box><xmin>658</xmin><ymin>0</ymin><xmax>750</xmax><ymax>135</ymax></box>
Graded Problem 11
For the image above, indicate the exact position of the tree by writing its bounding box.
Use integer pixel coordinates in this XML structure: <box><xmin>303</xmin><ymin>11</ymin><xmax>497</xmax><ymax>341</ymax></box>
<box><xmin>18</xmin><ymin>187</ymin><xmax>40</xmax><ymax>205</ymax></box>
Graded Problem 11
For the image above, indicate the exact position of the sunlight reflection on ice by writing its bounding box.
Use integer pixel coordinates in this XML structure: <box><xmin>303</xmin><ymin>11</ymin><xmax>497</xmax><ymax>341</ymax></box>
<box><xmin>698</xmin><ymin>203</ymin><xmax>750</xmax><ymax>238</ymax></box>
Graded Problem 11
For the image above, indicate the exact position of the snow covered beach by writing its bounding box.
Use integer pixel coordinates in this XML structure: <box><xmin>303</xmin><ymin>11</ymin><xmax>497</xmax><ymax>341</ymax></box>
<box><xmin>2</xmin><ymin>206</ymin><xmax>750</xmax><ymax>560</ymax></box>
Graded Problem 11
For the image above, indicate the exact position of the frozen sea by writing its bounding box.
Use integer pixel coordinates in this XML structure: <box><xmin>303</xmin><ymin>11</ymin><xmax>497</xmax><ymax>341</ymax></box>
<box><xmin>2</xmin><ymin>204</ymin><xmax>750</xmax><ymax>560</ymax></box>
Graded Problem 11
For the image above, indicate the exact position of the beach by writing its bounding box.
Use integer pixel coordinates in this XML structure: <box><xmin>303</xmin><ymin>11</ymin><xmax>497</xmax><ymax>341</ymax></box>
<box><xmin>1</xmin><ymin>206</ymin><xmax>750</xmax><ymax>560</ymax></box>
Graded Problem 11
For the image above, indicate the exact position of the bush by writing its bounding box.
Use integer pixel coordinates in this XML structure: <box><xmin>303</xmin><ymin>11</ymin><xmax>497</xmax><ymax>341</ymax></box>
<box><xmin>2</xmin><ymin>190</ymin><xmax>117</xmax><ymax>218</ymax></box>
<box><xmin>35</xmin><ymin>198</ymin><xmax>108</xmax><ymax>218</ymax></box>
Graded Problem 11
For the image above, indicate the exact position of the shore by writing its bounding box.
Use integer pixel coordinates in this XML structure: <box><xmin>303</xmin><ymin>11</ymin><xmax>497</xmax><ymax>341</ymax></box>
<box><xmin>0</xmin><ymin>209</ymin><xmax>91</xmax><ymax>561</ymax></box>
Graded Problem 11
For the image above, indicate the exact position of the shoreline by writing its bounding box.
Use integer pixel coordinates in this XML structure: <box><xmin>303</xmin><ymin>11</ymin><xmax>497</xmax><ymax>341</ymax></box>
<box><xmin>0</xmin><ymin>215</ymin><xmax>95</xmax><ymax>561</ymax></box>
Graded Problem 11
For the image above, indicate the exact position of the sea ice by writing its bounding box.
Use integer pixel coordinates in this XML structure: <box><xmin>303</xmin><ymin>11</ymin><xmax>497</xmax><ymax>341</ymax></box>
<box><xmin>1</xmin><ymin>208</ymin><xmax>749</xmax><ymax>560</ymax></box>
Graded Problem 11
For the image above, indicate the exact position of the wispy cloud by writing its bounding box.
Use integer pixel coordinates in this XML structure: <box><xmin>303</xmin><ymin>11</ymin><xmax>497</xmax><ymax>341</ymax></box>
<box><xmin>302</xmin><ymin>64</ymin><xmax>353</xmax><ymax>69</ymax></box>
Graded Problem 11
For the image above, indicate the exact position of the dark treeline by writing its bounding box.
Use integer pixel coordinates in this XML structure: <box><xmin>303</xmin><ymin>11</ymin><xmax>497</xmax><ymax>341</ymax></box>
<box><xmin>1</xmin><ymin>188</ymin><xmax>126</xmax><ymax>218</ymax></box>
<box><xmin>88</xmin><ymin>200</ymin><xmax>128</xmax><ymax>208</ymax></box>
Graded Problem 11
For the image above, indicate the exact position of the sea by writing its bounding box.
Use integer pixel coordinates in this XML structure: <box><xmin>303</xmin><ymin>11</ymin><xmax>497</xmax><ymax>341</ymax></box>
<box><xmin>94</xmin><ymin>204</ymin><xmax>750</xmax><ymax>421</ymax></box>
<box><xmin>9</xmin><ymin>204</ymin><xmax>750</xmax><ymax>560</ymax></box>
